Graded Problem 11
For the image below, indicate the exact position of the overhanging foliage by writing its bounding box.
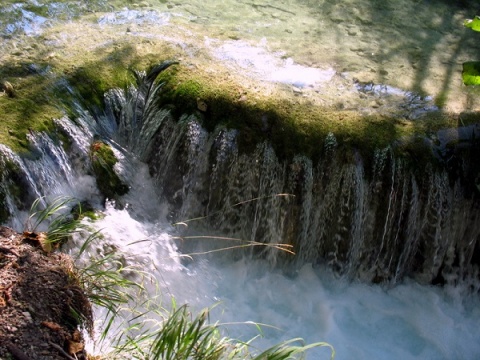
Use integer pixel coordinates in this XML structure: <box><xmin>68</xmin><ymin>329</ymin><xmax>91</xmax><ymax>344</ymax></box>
<box><xmin>463</xmin><ymin>16</ymin><xmax>480</xmax><ymax>86</ymax></box>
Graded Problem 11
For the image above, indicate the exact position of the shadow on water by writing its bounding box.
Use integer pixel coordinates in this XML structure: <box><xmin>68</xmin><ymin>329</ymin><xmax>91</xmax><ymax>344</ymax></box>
<box><xmin>298</xmin><ymin>0</ymin><xmax>480</xmax><ymax>106</ymax></box>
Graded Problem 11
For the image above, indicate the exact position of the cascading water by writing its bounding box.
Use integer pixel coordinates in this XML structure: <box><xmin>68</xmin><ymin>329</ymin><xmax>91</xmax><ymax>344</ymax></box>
<box><xmin>1</xmin><ymin>66</ymin><xmax>480</xmax><ymax>359</ymax></box>
<box><xmin>123</xmin><ymin>77</ymin><xmax>480</xmax><ymax>287</ymax></box>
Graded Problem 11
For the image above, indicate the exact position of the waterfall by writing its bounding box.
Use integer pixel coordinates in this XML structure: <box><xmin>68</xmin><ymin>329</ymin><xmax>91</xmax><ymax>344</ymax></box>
<box><xmin>107</xmin><ymin>80</ymin><xmax>479</xmax><ymax>286</ymax></box>
<box><xmin>1</xmin><ymin>65</ymin><xmax>478</xmax><ymax>287</ymax></box>
<box><xmin>0</xmin><ymin>65</ymin><xmax>479</xmax><ymax>359</ymax></box>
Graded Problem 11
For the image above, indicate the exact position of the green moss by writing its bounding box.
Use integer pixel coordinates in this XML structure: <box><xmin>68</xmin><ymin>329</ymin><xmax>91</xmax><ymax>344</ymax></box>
<box><xmin>0</xmin><ymin>67</ymin><xmax>62</xmax><ymax>152</ymax></box>
<box><xmin>81</xmin><ymin>211</ymin><xmax>100</xmax><ymax>221</ymax></box>
<box><xmin>0</xmin><ymin>41</ymin><xmax>150</xmax><ymax>152</ymax></box>
<box><xmin>58</xmin><ymin>50</ymin><xmax>138</xmax><ymax>114</ymax></box>
<box><xmin>0</xmin><ymin>170</ymin><xmax>10</xmax><ymax>224</ymax></box>
<box><xmin>5</xmin><ymin>159</ymin><xmax>32</xmax><ymax>208</ymax></box>
<box><xmin>71</xmin><ymin>201</ymin><xmax>100</xmax><ymax>221</ymax></box>
<box><xmin>0</xmin><ymin>155</ymin><xmax>34</xmax><ymax>223</ymax></box>
<box><xmin>53</xmin><ymin>42</ymin><xmax>170</xmax><ymax>118</ymax></box>
<box><xmin>89</xmin><ymin>141</ymin><xmax>129</xmax><ymax>200</ymax></box>
<box><xmin>156</xmin><ymin>66</ymin><xmax>424</xmax><ymax>162</ymax></box>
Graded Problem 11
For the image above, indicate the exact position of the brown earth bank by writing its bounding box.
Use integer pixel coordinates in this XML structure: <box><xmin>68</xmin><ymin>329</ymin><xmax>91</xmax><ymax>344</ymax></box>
<box><xmin>0</xmin><ymin>226</ymin><xmax>92</xmax><ymax>360</ymax></box>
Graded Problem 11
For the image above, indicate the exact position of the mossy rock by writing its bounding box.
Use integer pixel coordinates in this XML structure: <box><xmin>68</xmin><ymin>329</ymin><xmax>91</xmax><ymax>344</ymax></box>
<box><xmin>89</xmin><ymin>141</ymin><xmax>129</xmax><ymax>200</ymax></box>
<box><xmin>0</xmin><ymin>191</ymin><xmax>10</xmax><ymax>225</ymax></box>
<box><xmin>0</xmin><ymin>155</ymin><xmax>34</xmax><ymax>224</ymax></box>
<box><xmin>71</xmin><ymin>201</ymin><xmax>99</xmax><ymax>221</ymax></box>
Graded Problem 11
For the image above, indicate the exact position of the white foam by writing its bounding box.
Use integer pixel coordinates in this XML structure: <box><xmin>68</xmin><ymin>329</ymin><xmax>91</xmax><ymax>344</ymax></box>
<box><xmin>83</xmin><ymin>202</ymin><xmax>480</xmax><ymax>359</ymax></box>
<box><xmin>213</xmin><ymin>40</ymin><xmax>335</xmax><ymax>88</ymax></box>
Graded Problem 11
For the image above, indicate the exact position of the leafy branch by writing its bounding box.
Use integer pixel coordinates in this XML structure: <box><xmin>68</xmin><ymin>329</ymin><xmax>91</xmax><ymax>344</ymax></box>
<box><xmin>462</xmin><ymin>16</ymin><xmax>480</xmax><ymax>85</ymax></box>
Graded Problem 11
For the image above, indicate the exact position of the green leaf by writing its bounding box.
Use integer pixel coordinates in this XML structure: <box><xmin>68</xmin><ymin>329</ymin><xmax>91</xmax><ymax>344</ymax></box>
<box><xmin>464</xmin><ymin>16</ymin><xmax>480</xmax><ymax>32</ymax></box>
<box><xmin>462</xmin><ymin>61</ymin><xmax>480</xmax><ymax>85</ymax></box>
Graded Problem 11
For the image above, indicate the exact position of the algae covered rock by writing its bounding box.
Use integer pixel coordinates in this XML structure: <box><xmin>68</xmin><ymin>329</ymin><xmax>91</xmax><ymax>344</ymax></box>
<box><xmin>89</xmin><ymin>140</ymin><xmax>128</xmax><ymax>200</ymax></box>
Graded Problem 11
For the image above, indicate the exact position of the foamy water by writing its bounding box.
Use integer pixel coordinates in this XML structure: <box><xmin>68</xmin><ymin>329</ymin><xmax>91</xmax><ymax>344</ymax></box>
<box><xmin>80</xmin><ymin>196</ymin><xmax>480</xmax><ymax>360</ymax></box>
